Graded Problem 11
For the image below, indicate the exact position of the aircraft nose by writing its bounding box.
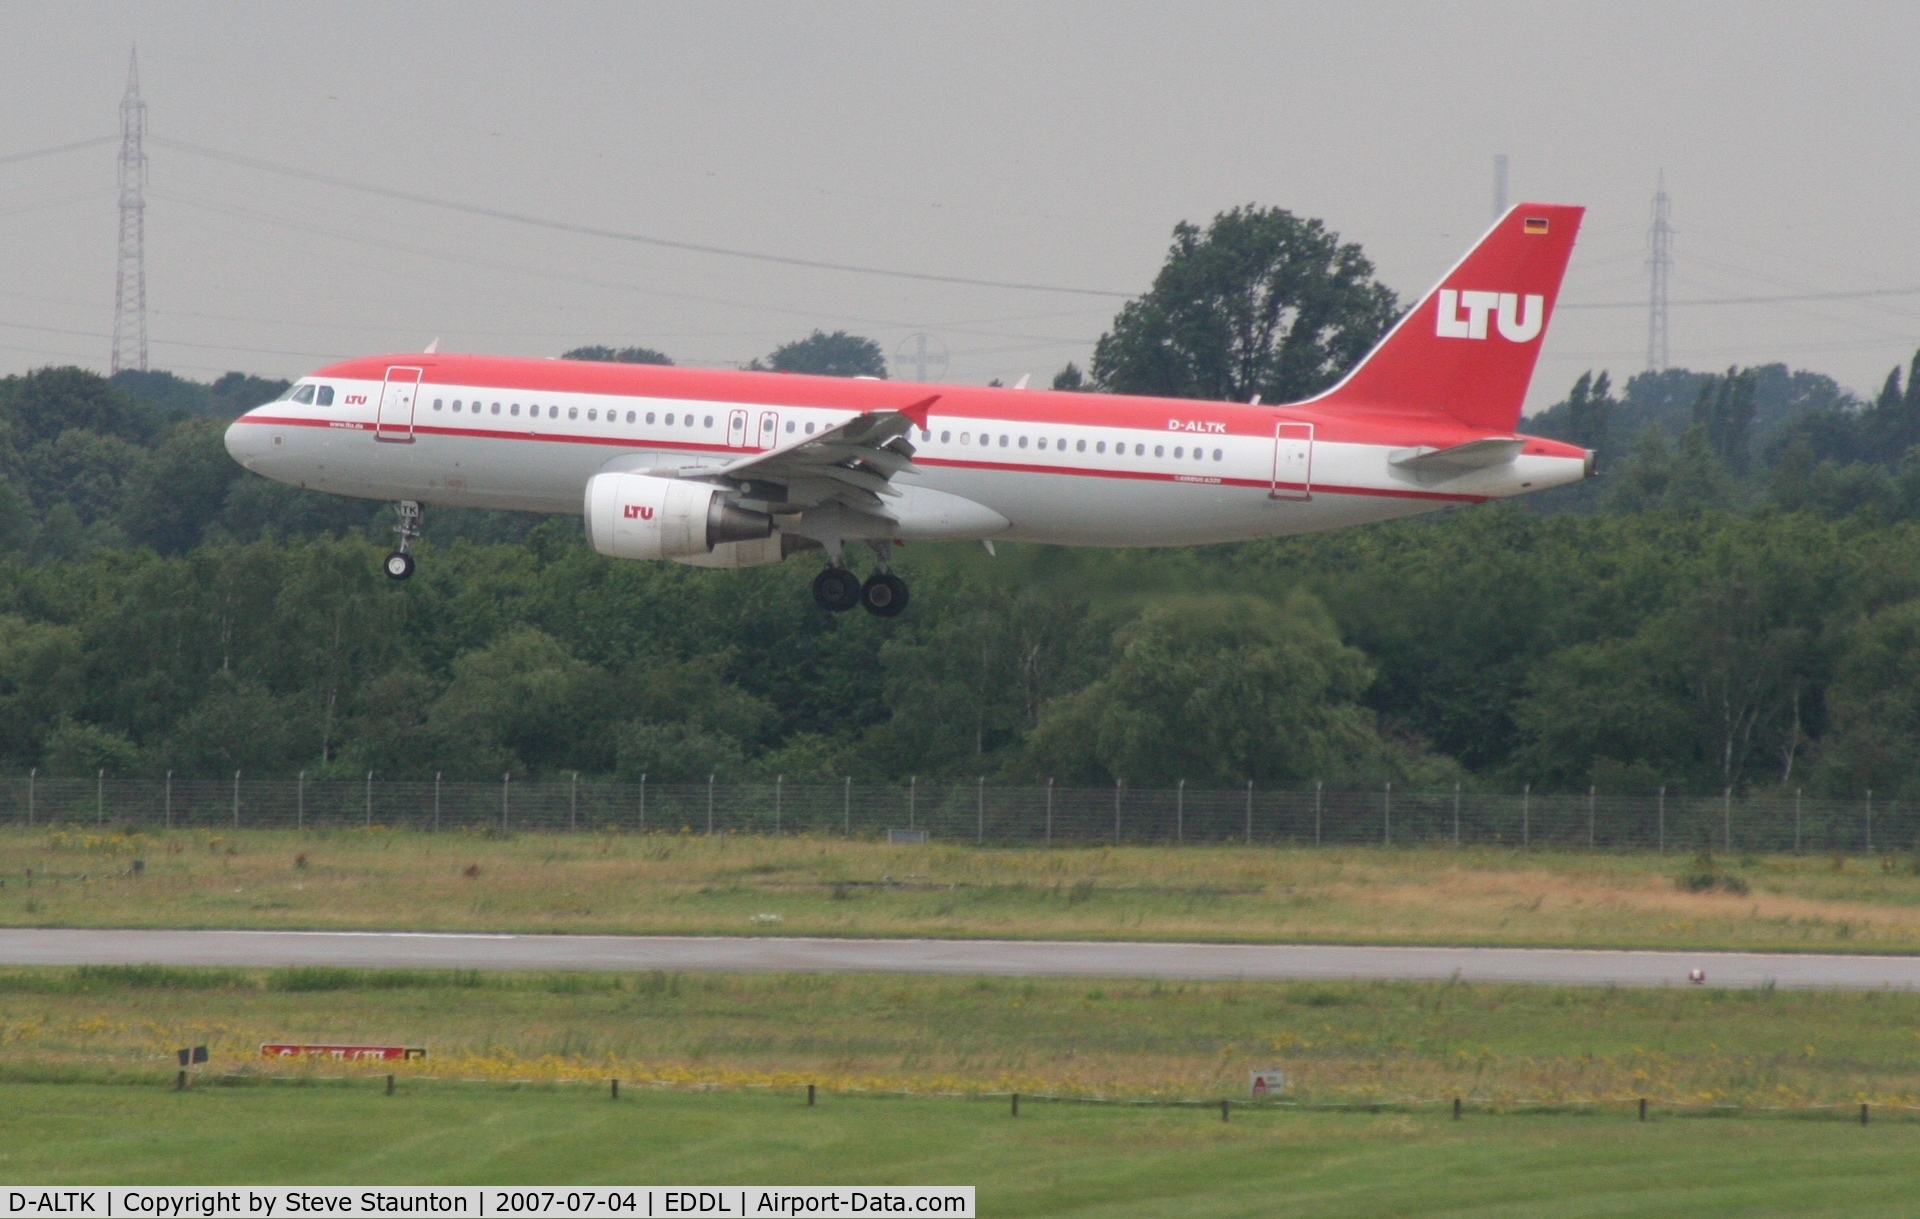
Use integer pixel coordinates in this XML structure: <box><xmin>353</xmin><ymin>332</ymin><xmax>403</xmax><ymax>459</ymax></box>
<box><xmin>224</xmin><ymin>413</ymin><xmax>261</xmax><ymax>471</ymax></box>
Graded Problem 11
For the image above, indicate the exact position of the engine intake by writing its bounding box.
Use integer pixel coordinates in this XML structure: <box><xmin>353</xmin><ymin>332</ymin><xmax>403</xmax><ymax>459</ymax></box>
<box><xmin>584</xmin><ymin>472</ymin><xmax>772</xmax><ymax>561</ymax></box>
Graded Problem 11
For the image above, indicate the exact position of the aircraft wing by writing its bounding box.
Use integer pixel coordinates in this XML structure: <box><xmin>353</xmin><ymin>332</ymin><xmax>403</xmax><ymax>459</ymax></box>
<box><xmin>670</xmin><ymin>395</ymin><xmax>939</xmax><ymax>513</ymax></box>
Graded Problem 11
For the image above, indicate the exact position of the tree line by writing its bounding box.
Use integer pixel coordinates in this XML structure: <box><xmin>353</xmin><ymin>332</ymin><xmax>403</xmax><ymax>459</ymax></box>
<box><xmin>0</xmin><ymin>205</ymin><xmax>1915</xmax><ymax>797</ymax></box>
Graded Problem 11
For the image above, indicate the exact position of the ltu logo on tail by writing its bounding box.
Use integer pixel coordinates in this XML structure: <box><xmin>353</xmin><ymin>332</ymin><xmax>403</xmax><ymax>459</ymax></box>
<box><xmin>1436</xmin><ymin>290</ymin><xmax>1544</xmax><ymax>342</ymax></box>
<box><xmin>623</xmin><ymin>504</ymin><xmax>654</xmax><ymax>520</ymax></box>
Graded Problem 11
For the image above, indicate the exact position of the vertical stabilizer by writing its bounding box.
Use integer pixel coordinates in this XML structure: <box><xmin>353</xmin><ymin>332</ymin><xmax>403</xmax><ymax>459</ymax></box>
<box><xmin>1310</xmin><ymin>203</ymin><xmax>1583</xmax><ymax>433</ymax></box>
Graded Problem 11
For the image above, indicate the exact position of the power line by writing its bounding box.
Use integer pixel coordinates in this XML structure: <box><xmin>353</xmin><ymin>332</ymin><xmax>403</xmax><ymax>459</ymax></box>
<box><xmin>1560</xmin><ymin>283</ymin><xmax>1920</xmax><ymax>310</ymax></box>
<box><xmin>147</xmin><ymin>135</ymin><xmax>1133</xmax><ymax>300</ymax></box>
<box><xmin>0</xmin><ymin>135</ymin><xmax>115</xmax><ymax>168</ymax></box>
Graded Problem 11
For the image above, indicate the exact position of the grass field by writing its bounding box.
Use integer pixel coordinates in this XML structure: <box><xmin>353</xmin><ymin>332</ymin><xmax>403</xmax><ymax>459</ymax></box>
<box><xmin>8</xmin><ymin>828</ymin><xmax>1920</xmax><ymax>952</ymax></box>
<box><xmin>6</xmin><ymin>965</ymin><xmax>1920</xmax><ymax>1108</ymax></box>
<box><xmin>1</xmin><ymin>1081</ymin><xmax>1915</xmax><ymax>1215</ymax></box>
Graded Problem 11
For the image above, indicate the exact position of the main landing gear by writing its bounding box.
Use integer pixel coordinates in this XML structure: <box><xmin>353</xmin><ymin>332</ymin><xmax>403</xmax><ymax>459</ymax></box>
<box><xmin>812</xmin><ymin>541</ymin><xmax>909</xmax><ymax>617</ymax></box>
<box><xmin>384</xmin><ymin>500</ymin><xmax>421</xmax><ymax>581</ymax></box>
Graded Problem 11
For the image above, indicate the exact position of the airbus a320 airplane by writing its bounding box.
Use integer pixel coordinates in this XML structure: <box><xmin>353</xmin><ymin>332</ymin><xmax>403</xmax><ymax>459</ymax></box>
<box><xmin>226</xmin><ymin>203</ymin><xmax>1591</xmax><ymax>616</ymax></box>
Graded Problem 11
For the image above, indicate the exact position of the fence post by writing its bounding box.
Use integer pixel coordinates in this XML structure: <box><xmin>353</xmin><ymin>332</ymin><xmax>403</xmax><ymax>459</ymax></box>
<box><xmin>908</xmin><ymin>775</ymin><xmax>916</xmax><ymax>831</ymax></box>
<box><xmin>1177</xmin><ymin>779</ymin><xmax>1184</xmax><ymax>844</ymax></box>
<box><xmin>166</xmin><ymin>770</ymin><xmax>174</xmax><ymax>830</ymax></box>
<box><xmin>844</xmin><ymin>776</ymin><xmax>851</xmax><ymax>837</ymax></box>
<box><xmin>294</xmin><ymin>770</ymin><xmax>302</xmax><ymax>831</ymax></box>
<box><xmin>976</xmin><ymin>776</ymin><xmax>984</xmax><ymax>844</ymax></box>
<box><xmin>1045</xmin><ymin>777</ymin><xmax>1054</xmax><ymax>846</ymax></box>
<box><xmin>233</xmin><ymin>769</ymin><xmax>242</xmax><ymax>829</ymax></box>
<box><xmin>1314</xmin><ymin>779</ymin><xmax>1322</xmax><ymax>846</ymax></box>
<box><xmin>1866</xmin><ymin>789</ymin><xmax>1873</xmax><ymax>854</ymax></box>
<box><xmin>1383</xmin><ymin>781</ymin><xmax>1391</xmax><ymax>846</ymax></box>
<box><xmin>98</xmin><ymin>768</ymin><xmax>106</xmax><ymax>826</ymax></box>
<box><xmin>364</xmin><ymin>770</ymin><xmax>373</xmax><ymax>829</ymax></box>
<box><xmin>1245</xmin><ymin>780</ymin><xmax>1252</xmax><ymax>846</ymax></box>
<box><xmin>1522</xmin><ymin>784</ymin><xmax>1530</xmax><ymax>848</ymax></box>
<box><xmin>502</xmin><ymin>772</ymin><xmax>510</xmax><ymax>831</ymax></box>
<box><xmin>707</xmin><ymin>774</ymin><xmax>715</xmax><ymax>836</ymax></box>
<box><xmin>1453</xmin><ymin>781</ymin><xmax>1461</xmax><ymax>848</ymax></box>
<box><xmin>776</xmin><ymin>774</ymin><xmax>784</xmax><ymax>836</ymax></box>
<box><xmin>27</xmin><ymin>767</ymin><xmax>34</xmax><ymax>828</ymax></box>
<box><xmin>1588</xmin><ymin>785</ymin><xmax>1596</xmax><ymax>850</ymax></box>
<box><xmin>1794</xmin><ymin>787</ymin><xmax>1801</xmax><ymax>854</ymax></box>
<box><xmin>570</xmin><ymin>772</ymin><xmax>578</xmax><ymax>832</ymax></box>
<box><xmin>1113</xmin><ymin>778</ymin><xmax>1123</xmax><ymax>846</ymax></box>
<box><xmin>639</xmin><ymin>774</ymin><xmax>648</xmax><ymax>833</ymax></box>
<box><xmin>1722</xmin><ymin>785</ymin><xmax>1732</xmax><ymax>852</ymax></box>
<box><xmin>433</xmin><ymin>772</ymin><xmax>441</xmax><ymax>834</ymax></box>
<box><xmin>1657</xmin><ymin>786</ymin><xmax>1665</xmax><ymax>853</ymax></box>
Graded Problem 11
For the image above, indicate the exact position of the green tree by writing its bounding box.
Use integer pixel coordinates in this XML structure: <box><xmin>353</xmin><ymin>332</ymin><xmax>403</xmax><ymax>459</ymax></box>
<box><xmin>1815</xmin><ymin>599</ymin><xmax>1920</xmax><ymax>798</ymax></box>
<box><xmin>121</xmin><ymin>418</ymin><xmax>243</xmax><ymax>554</ymax></box>
<box><xmin>755</xmin><ymin>331</ymin><xmax>887</xmax><ymax>378</ymax></box>
<box><xmin>1027</xmin><ymin>593</ymin><xmax>1379</xmax><ymax>785</ymax></box>
<box><xmin>562</xmin><ymin>345</ymin><xmax>674</xmax><ymax>365</ymax></box>
<box><xmin>1089</xmin><ymin>205</ymin><xmax>1400</xmax><ymax>404</ymax></box>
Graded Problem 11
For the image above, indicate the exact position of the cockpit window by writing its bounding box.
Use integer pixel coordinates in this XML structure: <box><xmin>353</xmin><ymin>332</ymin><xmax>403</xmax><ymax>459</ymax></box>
<box><xmin>291</xmin><ymin>385</ymin><xmax>316</xmax><ymax>405</ymax></box>
<box><xmin>316</xmin><ymin>386</ymin><xmax>334</xmax><ymax>406</ymax></box>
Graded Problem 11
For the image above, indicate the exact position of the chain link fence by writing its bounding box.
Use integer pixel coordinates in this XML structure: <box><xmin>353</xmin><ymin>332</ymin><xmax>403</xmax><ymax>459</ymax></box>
<box><xmin>0</xmin><ymin>775</ymin><xmax>1909</xmax><ymax>853</ymax></box>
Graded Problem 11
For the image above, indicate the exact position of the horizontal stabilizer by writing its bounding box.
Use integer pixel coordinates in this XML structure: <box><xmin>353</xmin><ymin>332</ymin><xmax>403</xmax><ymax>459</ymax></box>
<box><xmin>1388</xmin><ymin>437</ymin><xmax>1523</xmax><ymax>474</ymax></box>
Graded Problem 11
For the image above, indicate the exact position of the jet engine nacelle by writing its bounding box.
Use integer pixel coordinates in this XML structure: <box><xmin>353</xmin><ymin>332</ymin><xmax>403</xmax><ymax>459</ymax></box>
<box><xmin>584</xmin><ymin>472</ymin><xmax>772</xmax><ymax>561</ymax></box>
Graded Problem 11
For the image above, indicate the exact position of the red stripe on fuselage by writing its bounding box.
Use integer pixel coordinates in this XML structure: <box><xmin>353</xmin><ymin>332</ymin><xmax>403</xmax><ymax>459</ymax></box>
<box><xmin>233</xmin><ymin>413</ymin><xmax>1491</xmax><ymax>505</ymax></box>
<box><xmin>306</xmin><ymin>352</ymin><xmax>1584</xmax><ymax>458</ymax></box>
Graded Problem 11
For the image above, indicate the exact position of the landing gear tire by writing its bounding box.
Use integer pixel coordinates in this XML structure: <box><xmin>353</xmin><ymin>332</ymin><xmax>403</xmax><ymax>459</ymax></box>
<box><xmin>384</xmin><ymin>551</ymin><xmax>416</xmax><ymax>581</ymax></box>
<box><xmin>861</xmin><ymin>572</ymin><xmax>909</xmax><ymax>618</ymax></box>
<box><xmin>812</xmin><ymin>567</ymin><xmax>861</xmax><ymax>613</ymax></box>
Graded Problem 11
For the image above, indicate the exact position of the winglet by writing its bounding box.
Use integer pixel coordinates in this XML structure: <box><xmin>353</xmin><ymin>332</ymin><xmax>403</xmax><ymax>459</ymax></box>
<box><xmin>424</xmin><ymin>337</ymin><xmax>440</xmax><ymax>354</ymax></box>
<box><xmin>897</xmin><ymin>395</ymin><xmax>940</xmax><ymax>428</ymax></box>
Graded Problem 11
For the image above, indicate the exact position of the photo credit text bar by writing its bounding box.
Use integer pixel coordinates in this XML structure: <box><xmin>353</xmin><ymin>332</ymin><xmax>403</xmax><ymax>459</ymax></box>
<box><xmin>2</xmin><ymin>1190</ymin><xmax>974</xmax><ymax>1218</ymax></box>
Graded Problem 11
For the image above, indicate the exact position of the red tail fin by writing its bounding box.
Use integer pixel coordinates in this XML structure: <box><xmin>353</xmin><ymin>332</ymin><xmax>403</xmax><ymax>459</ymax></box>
<box><xmin>1310</xmin><ymin>203</ymin><xmax>1584</xmax><ymax>433</ymax></box>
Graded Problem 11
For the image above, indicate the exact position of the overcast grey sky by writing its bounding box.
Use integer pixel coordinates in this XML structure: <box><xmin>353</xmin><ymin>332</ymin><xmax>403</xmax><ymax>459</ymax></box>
<box><xmin>3</xmin><ymin>1</ymin><xmax>1918</xmax><ymax>414</ymax></box>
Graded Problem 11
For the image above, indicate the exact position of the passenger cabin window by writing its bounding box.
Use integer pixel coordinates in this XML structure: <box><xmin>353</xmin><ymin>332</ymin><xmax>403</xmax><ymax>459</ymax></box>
<box><xmin>1096</xmin><ymin>441</ymin><xmax>1106</xmax><ymax>454</ymax></box>
<box><xmin>291</xmin><ymin>385</ymin><xmax>316</xmax><ymax>405</ymax></box>
<box><xmin>703</xmin><ymin>415</ymin><xmax>714</xmax><ymax>428</ymax></box>
<box><xmin>316</xmin><ymin>386</ymin><xmax>334</xmax><ymax>406</ymax></box>
<box><xmin>549</xmin><ymin>406</ymin><xmax>559</xmax><ymax>419</ymax></box>
<box><xmin>510</xmin><ymin>404</ymin><xmax>520</xmax><ymax>417</ymax></box>
<box><xmin>647</xmin><ymin>412</ymin><xmax>656</xmax><ymax>424</ymax></box>
<box><xmin>569</xmin><ymin>407</ymin><xmax>580</xmax><ymax>421</ymax></box>
<box><xmin>434</xmin><ymin>400</ymin><xmax>445</xmax><ymax>412</ymax></box>
<box><xmin>1076</xmin><ymin>440</ymin><xmax>1086</xmax><ymax>452</ymax></box>
<box><xmin>491</xmin><ymin>403</ymin><xmax>500</xmax><ymax>415</ymax></box>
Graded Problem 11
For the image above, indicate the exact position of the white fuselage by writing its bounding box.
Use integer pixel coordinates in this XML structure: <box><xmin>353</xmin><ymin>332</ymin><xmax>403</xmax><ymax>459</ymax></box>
<box><xmin>225</xmin><ymin>368</ymin><xmax>1587</xmax><ymax>549</ymax></box>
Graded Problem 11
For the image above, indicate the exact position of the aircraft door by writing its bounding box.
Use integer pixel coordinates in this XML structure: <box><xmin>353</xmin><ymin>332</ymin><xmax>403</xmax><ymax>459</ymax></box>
<box><xmin>756</xmin><ymin>410</ymin><xmax>779</xmax><ymax>451</ymax></box>
<box><xmin>1271</xmin><ymin>421</ymin><xmax>1313</xmax><ymax>500</ymax></box>
<box><xmin>728</xmin><ymin>408</ymin><xmax>749</xmax><ymax>448</ymax></box>
<box><xmin>376</xmin><ymin>366</ymin><xmax>424</xmax><ymax>443</ymax></box>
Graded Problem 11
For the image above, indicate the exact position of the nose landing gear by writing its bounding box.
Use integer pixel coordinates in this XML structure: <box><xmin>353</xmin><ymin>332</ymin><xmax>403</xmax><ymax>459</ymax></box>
<box><xmin>385</xmin><ymin>500</ymin><xmax>421</xmax><ymax>581</ymax></box>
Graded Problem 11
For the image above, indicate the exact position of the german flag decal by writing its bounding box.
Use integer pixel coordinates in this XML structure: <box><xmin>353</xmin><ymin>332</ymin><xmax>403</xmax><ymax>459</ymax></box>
<box><xmin>1523</xmin><ymin>216</ymin><xmax>1550</xmax><ymax>234</ymax></box>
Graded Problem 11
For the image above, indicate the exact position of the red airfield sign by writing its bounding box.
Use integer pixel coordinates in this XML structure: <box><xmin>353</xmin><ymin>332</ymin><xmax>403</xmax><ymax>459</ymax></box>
<box><xmin>262</xmin><ymin>1044</ymin><xmax>425</xmax><ymax>1061</ymax></box>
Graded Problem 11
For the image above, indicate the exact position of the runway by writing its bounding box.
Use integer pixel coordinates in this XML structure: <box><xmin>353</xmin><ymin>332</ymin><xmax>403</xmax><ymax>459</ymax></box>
<box><xmin>3</xmin><ymin>928</ymin><xmax>1919</xmax><ymax>988</ymax></box>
